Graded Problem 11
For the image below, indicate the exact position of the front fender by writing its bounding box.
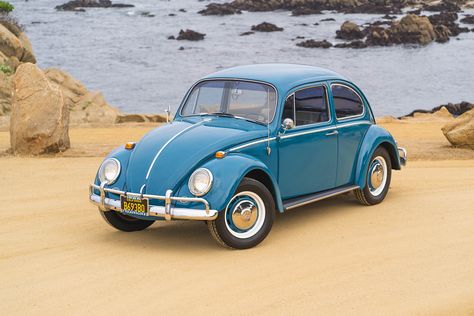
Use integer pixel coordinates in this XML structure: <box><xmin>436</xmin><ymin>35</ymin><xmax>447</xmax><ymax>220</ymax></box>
<box><xmin>355</xmin><ymin>125</ymin><xmax>401</xmax><ymax>188</ymax></box>
<box><xmin>176</xmin><ymin>153</ymin><xmax>283</xmax><ymax>213</ymax></box>
<box><xmin>93</xmin><ymin>146</ymin><xmax>132</xmax><ymax>190</ymax></box>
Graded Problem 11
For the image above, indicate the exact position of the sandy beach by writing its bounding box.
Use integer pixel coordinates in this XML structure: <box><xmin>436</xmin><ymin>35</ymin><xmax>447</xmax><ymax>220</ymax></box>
<box><xmin>1</xmin><ymin>119</ymin><xmax>474</xmax><ymax>315</ymax></box>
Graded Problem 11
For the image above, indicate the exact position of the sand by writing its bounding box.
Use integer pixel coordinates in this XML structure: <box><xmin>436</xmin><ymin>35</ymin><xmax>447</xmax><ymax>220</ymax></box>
<box><xmin>1</xmin><ymin>119</ymin><xmax>474</xmax><ymax>315</ymax></box>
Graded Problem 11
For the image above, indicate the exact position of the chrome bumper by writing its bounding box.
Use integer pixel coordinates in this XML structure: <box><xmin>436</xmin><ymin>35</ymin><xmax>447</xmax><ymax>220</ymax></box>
<box><xmin>398</xmin><ymin>147</ymin><xmax>407</xmax><ymax>166</ymax></box>
<box><xmin>89</xmin><ymin>183</ymin><xmax>218</xmax><ymax>221</ymax></box>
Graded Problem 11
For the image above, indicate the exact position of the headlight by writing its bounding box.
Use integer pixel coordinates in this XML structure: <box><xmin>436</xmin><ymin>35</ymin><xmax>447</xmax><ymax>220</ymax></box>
<box><xmin>188</xmin><ymin>168</ymin><xmax>213</xmax><ymax>196</ymax></box>
<box><xmin>98</xmin><ymin>158</ymin><xmax>121</xmax><ymax>184</ymax></box>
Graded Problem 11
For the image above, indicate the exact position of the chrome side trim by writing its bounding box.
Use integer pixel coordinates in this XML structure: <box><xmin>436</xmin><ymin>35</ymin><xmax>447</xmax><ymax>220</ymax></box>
<box><xmin>229</xmin><ymin>137</ymin><xmax>277</xmax><ymax>152</ymax></box>
<box><xmin>284</xmin><ymin>185</ymin><xmax>359</xmax><ymax>210</ymax></box>
<box><xmin>336</xmin><ymin>120</ymin><xmax>372</xmax><ymax>129</ymax></box>
<box><xmin>280</xmin><ymin>125</ymin><xmax>335</xmax><ymax>139</ymax></box>
<box><xmin>89</xmin><ymin>184</ymin><xmax>217</xmax><ymax>221</ymax></box>
<box><xmin>145</xmin><ymin>121</ymin><xmax>206</xmax><ymax>179</ymax></box>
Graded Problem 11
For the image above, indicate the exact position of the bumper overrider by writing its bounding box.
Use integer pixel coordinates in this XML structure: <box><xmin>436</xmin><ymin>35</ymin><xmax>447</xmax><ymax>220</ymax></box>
<box><xmin>398</xmin><ymin>147</ymin><xmax>407</xmax><ymax>166</ymax></box>
<box><xmin>89</xmin><ymin>183</ymin><xmax>218</xmax><ymax>221</ymax></box>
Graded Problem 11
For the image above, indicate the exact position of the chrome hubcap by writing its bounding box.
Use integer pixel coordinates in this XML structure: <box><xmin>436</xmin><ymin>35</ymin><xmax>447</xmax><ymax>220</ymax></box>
<box><xmin>368</xmin><ymin>156</ymin><xmax>387</xmax><ymax>197</ymax></box>
<box><xmin>231</xmin><ymin>200</ymin><xmax>258</xmax><ymax>230</ymax></box>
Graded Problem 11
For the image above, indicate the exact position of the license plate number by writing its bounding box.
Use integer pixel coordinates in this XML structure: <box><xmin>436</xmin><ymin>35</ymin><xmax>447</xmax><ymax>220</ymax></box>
<box><xmin>120</xmin><ymin>195</ymin><xmax>148</xmax><ymax>215</ymax></box>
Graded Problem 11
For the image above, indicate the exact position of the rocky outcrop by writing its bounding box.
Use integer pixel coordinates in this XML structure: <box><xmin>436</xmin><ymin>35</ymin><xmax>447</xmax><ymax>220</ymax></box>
<box><xmin>176</xmin><ymin>29</ymin><xmax>206</xmax><ymax>41</ymax></box>
<box><xmin>334</xmin><ymin>40</ymin><xmax>367</xmax><ymax>48</ymax></box>
<box><xmin>442</xmin><ymin>108</ymin><xmax>474</xmax><ymax>149</ymax></box>
<box><xmin>336</xmin><ymin>21</ymin><xmax>365</xmax><ymax>40</ymax></box>
<box><xmin>0</xmin><ymin>24</ymin><xmax>36</xmax><ymax>64</ymax></box>
<box><xmin>115</xmin><ymin>114</ymin><xmax>167</xmax><ymax>123</ymax></box>
<box><xmin>423</xmin><ymin>0</ymin><xmax>461</xmax><ymax>12</ymax></box>
<box><xmin>251</xmin><ymin>22</ymin><xmax>283</xmax><ymax>32</ymax></box>
<box><xmin>55</xmin><ymin>0</ymin><xmax>134</xmax><ymax>11</ymax></box>
<box><xmin>402</xmin><ymin>101</ymin><xmax>474</xmax><ymax>118</ymax></box>
<box><xmin>198</xmin><ymin>3</ymin><xmax>241</xmax><ymax>15</ymax></box>
<box><xmin>44</xmin><ymin>68</ymin><xmax>120</xmax><ymax>124</ymax></box>
<box><xmin>296</xmin><ymin>39</ymin><xmax>333</xmax><ymax>48</ymax></box>
<box><xmin>460</xmin><ymin>15</ymin><xmax>474</xmax><ymax>24</ymax></box>
<box><xmin>10</xmin><ymin>63</ymin><xmax>70</xmax><ymax>155</ymax></box>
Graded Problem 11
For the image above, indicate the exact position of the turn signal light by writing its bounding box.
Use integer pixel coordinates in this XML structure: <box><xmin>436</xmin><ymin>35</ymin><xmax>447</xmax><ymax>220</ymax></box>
<box><xmin>124</xmin><ymin>142</ymin><xmax>136</xmax><ymax>150</ymax></box>
<box><xmin>215</xmin><ymin>151</ymin><xmax>226</xmax><ymax>159</ymax></box>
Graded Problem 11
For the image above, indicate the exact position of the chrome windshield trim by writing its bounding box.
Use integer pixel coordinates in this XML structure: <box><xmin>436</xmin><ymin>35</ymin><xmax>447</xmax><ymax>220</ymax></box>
<box><xmin>178</xmin><ymin>78</ymin><xmax>279</xmax><ymax>124</ymax></box>
<box><xmin>145</xmin><ymin>120</ymin><xmax>206</xmax><ymax>180</ymax></box>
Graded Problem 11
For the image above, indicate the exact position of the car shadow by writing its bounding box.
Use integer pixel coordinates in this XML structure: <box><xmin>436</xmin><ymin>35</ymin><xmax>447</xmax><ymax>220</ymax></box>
<box><xmin>96</xmin><ymin>192</ymin><xmax>370</xmax><ymax>252</ymax></box>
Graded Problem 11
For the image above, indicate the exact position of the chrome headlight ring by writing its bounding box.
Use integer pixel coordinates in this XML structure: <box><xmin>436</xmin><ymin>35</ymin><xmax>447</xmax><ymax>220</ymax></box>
<box><xmin>98</xmin><ymin>158</ymin><xmax>121</xmax><ymax>184</ymax></box>
<box><xmin>188</xmin><ymin>168</ymin><xmax>213</xmax><ymax>197</ymax></box>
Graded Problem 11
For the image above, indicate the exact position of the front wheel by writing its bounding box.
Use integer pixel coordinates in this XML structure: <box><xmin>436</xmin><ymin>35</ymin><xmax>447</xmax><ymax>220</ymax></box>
<box><xmin>354</xmin><ymin>146</ymin><xmax>392</xmax><ymax>205</ymax></box>
<box><xmin>207</xmin><ymin>178</ymin><xmax>275</xmax><ymax>249</ymax></box>
<box><xmin>100</xmin><ymin>210</ymin><xmax>155</xmax><ymax>232</ymax></box>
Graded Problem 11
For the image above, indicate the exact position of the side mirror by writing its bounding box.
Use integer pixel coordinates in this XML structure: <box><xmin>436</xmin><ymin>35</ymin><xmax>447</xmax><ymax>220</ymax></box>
<box><xmin>282</xmin><ymin>118</ymin><xmax>294</xmax><ymax>131</ymax></box>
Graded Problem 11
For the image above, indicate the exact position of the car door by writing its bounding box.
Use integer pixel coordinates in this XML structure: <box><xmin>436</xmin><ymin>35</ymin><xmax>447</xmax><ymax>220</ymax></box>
<box><xmin>278</xmin><ymin>84</ymin><xmax>338</xmax><ymax>200</ymax></box>
<box><xmin>330</xmin><ymin>83</ymin><xmax>372</xmax><ymax>187</ymax></box>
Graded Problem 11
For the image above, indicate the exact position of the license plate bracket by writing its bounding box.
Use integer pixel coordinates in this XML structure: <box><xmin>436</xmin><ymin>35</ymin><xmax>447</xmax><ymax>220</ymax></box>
<box><xmin>120</xmin><ymin>195</ymin><xmax>149</xmax><ymax>215</ymax></box>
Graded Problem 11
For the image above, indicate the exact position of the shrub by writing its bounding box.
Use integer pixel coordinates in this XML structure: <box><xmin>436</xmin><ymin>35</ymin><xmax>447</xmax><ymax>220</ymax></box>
<box><xmin>0</xmin><ymin>64</ymin><xmax>13</xmax><ymax>75</ymax></box>
<box><xmin>0</xmin><ymin>1</ymin><xmax>14</xmax><ymax>13</ymax></box>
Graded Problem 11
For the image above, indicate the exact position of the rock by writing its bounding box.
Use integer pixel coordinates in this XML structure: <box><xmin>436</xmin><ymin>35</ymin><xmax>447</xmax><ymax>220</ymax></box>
<box><xmin>291</xmin><ymin>7</ymin><xmax>322</xmax><ymax>16</ymax></box>
<box><xmin>18</xmin><ymin>32</ymin><xmax>36</xmax><ymax>63</ymax></box>
<box><xmin>0</xmin><ymin>71</ymin><xmax>12</xmax><ymax>115</ymax></box>
<box><xmin>296</xmin><ymin>39</ymin><xmax>333</xmax><ymax>48</ymax></box>
<box><xmin>198</xmin><ymin>3</ymin><xmax>241</xmax><ymax>15</ymax></box>
<box><xmin>434</xmin><ymin>25</ymin><xmax>452</xmax><ymax>43</ymax></box>
<box><xmin>44</xmin><ymin>68</ymin><xmax>120</xmax><ymax>124</ymax></box>
<box><xmin>423</xmin><ymin>0</ymin><xmax>461</xmax><ymax>12</ymax></box>
<box><xmin>240</xmin><ymin>31</ymin><xmax>255</xmax><ymax>36</ymax></box>
<box><xmin>55</xmin><ymin>0</ymin><xmax>134</xmax><ymax>11</ymax></box>
<box><xmin>176</xmin><ymin>29</ymin><xmax>206</xmax><ymax>41</ymax></box>
<box><xmin>442</xmin><ymin>108</ymin><xmax>474</xmax><ymax>149</ymax></box>
<box><xmin>429</xmin><ymin>12</ymin><xmax>469</xmax><ymax>37</ymax></box>
<box><xmin>115</xmin><ymin>114</ymin><xmax>167</xmax><ymax>123</ymax></box>
<box><xmin>407</xmin><ymin>8</ymin><xmax>421</xmax><ymax>15</ymax></box>
<box><xmin>402</xmin><ymin>101</ymin><xmax>474</xmax><ymax>118</ymax></box>
<box><xmin>0</xmin><ymin>24</ymin><xmax>23</xmax><ymax>60</ymax></box>
<box><xmin>336</xmin><ymin>21</ymin><xmax>365</xmax><ymax>40</ymax></box>
<box><xmin>10</xmin><ymin>63</ymin><xmax>70</xmax><ymax>155</ymax></box>
<box><xmin>460</xmin><ymin>15</ymin><xmax>474</xmax><ymax>24</ymax></box>
<box><xmin>179</xmin><ymin>8</ymin><xmax>187</xmax><ymax>12</ymax></box>
<box><xmin>251</xmin><ymin>22</ymin><xmax>283</xmax><ymax>32</ymax></box>
<box><xmin>139</xmin><ymin>11</ymin><xmax>155</xmax><ymax>17</ymax></box>
<box><xmin>321</xmin><ymin>18</ymin><xmax>336</xmax><ymax>22</ymax></box>
<box><xmin>334</xmin><ymin>40</ymin><xmax>368</xmax><ymax>48</ymax></box>
<box><xmin>167</xmin><ymin>35</ymin><xmax>175</xmax><ymax>40</ymax></box>
<box><xmin>382</xmin><ymin>14</ymin><xmax>397</xmax><ymax>20</ymax></box>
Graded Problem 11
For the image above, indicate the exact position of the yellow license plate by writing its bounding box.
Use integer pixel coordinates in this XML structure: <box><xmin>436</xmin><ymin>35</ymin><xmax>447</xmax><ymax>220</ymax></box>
<box><xmin>120</xmin><ymin>195</ymin><xmax>148</xmax><ymax>215</ymax></box>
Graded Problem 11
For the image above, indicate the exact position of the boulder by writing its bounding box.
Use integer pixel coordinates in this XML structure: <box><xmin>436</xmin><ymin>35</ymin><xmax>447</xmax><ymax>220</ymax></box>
<box><xmin>442</xmin><ymin>108</ymin><xmax>474</xmax><ymax>149</ymax></box>
<box><xmin>18</xmin><ymin>32</ymin><xmax>36</xmax><ymax>63</ymax></box>
<box><xmin>251</xmin><ymin>22</ymin><xmax>284</xmax><ymax>32</ymax></box>
<box><xmin>115</xmin><ymin>114</ymin><xmax>167</xmax><ymax>123</ymax></box>
<box><xmin>392</xmin><ymin>14</ymin><xmax>436</xmax><ymax>45</ymax></box>
<box><xmin>0</xmin><ymin>71</ymin><xmax>12</xmax><ymax>115</ymax></box>
<box><xmin>336</xmin><ymin>21</ymin><xmax>365</xmax><ymax>40</ymax></box>
<box><xmin>55</xmin><ymin>0</ymin><xmax>134</xmax><ymax>11</ymax></box>
<box><xmin>0</xmin><ymin>24</ymin><xmax>23</xmax><ymax>60</ymax></box>
<box><xmin>423</xmin><ymin>0</ymin><xmax>461</xmax><ymax>12</ymax></box>
<box><xmin>460</xmin><ymin>15</ymin><xmax>474</xmax><ymax>24</ymax></box>
<box><xmin>296</xmin><ymin>39</ymin><xmax>333</xmax><ymax>48</ymax></box>
<box><xmin>44</xmin><ymin>68</ymin><xmax>120</xmax><ymax>124</ymax></box>
<box><xmin>198</xmin><ymin>3</ymin><xmax>241</xmax><ymax>15</ymax></box>
<box><xmin>10</xmin><ymin>63</ymin><xmax>70</xmax><ymax>155</ymax></box>
<box><xmin>334</xmin><ymin>40</ymin><xmax>368</xmax><ymax>48</ymax></box>
<box><xmin>176</xmin><ymin>29</ymin><xmax>206</xmax><ymax>41</ymax></box>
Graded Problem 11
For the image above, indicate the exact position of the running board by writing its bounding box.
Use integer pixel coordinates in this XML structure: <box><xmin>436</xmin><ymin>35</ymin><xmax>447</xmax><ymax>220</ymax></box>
<box><xmin>283</xmin><ymin>185</ymin><xmax>360</xmax><ymax>211</ymax></box>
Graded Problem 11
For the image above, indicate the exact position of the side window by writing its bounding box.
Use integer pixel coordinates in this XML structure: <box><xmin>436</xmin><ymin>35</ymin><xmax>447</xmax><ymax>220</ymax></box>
<box><xmin>332</xmin><ymin>84</ymin><xmax>364</xmax><ymax>119</ymax></box>
<box><xmin>282</xmin><ymin>94</ymin><xmax>294</xmax><ymax>122</ymax></box>
<box><xmin>294</xmin><ymin>86</ymin><xmax>329</xmax><ymax>126</ymax></box>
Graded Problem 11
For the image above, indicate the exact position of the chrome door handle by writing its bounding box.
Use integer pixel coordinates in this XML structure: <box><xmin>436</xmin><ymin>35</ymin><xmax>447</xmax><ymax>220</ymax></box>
<box><xmin>325</xmin><ymin>130</ymin><xmax>338</xmax><ymax>136</ymax></box>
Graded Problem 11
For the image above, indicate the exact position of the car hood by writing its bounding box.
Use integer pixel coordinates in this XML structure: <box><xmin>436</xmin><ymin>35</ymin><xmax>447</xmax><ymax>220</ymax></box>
<box><xmin>125</xmin><ymin>117</ymin><xmax>267</xmax><ymax>194</ymax></box>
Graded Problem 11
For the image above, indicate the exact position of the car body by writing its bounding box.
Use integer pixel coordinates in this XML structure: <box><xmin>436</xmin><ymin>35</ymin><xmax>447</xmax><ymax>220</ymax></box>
<box><xmin>89</xmin><ymin>64</ymin><xmax>406</xmax><ymax>248</ymax></box>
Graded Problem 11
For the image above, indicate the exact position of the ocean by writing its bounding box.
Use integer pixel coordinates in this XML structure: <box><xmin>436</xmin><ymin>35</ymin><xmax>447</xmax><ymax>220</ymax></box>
<box><xmin>10</xmin><ymin>0</ymin><xmax>474</xmax><ymax>116</ymax></box>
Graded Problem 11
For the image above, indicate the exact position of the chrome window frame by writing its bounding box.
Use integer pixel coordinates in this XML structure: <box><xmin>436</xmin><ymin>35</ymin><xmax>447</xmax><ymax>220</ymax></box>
<box><xmin>282</xmin><ymin>84</ymin><xmax>331</xmax><ymax>129</ymax></box>
<box><xmin>178</xmin><ymin>78</ymin><xmax>279</xmax><ymax>124</ymax></box>
<box><xmin>330</xmin><ymin>83</ymin><xmax>366</xmax><ymax>121</ymax></box>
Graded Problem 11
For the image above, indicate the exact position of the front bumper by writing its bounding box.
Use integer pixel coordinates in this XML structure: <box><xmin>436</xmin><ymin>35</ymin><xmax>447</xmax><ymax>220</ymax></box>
<box><xmin>89</xmin><ymin>183</ymin><xmax>218</xmax><ymax>221</ymax></box>
<box><xmin>398</xmin><ymin>147</ymin><xmax>407</xmax><ymax>166</ymax></box>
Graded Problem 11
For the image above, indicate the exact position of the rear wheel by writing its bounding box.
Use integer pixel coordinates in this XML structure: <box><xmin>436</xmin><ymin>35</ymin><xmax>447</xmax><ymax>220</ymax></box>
<box><xmin>100</xmin><ymin>210</ymin><xmax>154</xmax><ymax>232</ymax></box>
<box><xmin>207</xmin><ymin>178</ymin><xmax>275</xmax><ymax>249</ymax></box>
<box><xmin>355</xmin><ymin>146</ymin><xmax>392</xmax><ymax>205</ymax></box>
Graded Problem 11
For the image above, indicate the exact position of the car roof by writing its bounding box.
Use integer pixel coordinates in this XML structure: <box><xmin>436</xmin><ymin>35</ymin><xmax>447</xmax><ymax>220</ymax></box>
<box><xmin>202</xmin><ymin>63</ymin><xmax>347</xmax><ymax>90</ymax></box>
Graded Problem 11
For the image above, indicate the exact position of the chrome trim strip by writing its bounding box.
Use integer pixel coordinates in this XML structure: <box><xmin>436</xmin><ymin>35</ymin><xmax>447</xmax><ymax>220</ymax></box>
<box><xmin>145</xmin><ymin>121</ymin><xmax>205</xmax><ymax>180</ymax></box>
<box><xmin>336</xmin><ymin>120</ymin><xmax>372</xmax><ymax>129</ymax></box>
<box><xmin>285</xmin><ymin>185</ymin><xmax>359</xmax><ymax>210</ymax></box>
<box><xmin>89</xmin><ymin>184</ymin><xmax>217</xmax><ymax>221</ymax></box>
<box><xmin>330</xmin><ymin>83</ymin><xmax>366</xmax><ymax>121</ymax></box>
<box><xmin>280</xmin><ymin>125</ymin><xmax>335</xmax><ymax>139</ymax></box>
<box><xmin>229</xmin><ymin>137</ymin><xmax>277</xmax><ymax>152</ymax></box>
<box><xmin>178</xmin><ymin>78</ymin><xmax>279</xmax><ymax>124</ymax></box>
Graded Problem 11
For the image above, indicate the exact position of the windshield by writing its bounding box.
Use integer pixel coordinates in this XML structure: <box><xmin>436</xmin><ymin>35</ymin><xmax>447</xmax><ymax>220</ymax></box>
<box><xmin>180</xmin><ymin>80</ymin><xmax>277</xmax><ymax>124</ymax></box>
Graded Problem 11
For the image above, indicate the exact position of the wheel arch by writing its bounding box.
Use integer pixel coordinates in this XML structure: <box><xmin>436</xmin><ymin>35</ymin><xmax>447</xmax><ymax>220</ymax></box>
<box><xmin>243</xmin><ymin>168</ymin><xmax>283</xmax><ymax>213</ymax></box>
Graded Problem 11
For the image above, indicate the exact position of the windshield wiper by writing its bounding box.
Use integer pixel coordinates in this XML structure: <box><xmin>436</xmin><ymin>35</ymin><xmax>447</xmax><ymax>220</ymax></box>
<box><xmin>208</xmin><ymin>112</ymin><xmax>236</xmax><ymax>118</ymax></box>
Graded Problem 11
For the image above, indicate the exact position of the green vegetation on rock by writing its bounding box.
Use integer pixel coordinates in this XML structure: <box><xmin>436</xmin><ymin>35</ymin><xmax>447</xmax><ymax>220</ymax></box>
<box><xmin>0</xmin><ymin>1</ymin><xmax>14</xmax><ymax>13</ymax></box>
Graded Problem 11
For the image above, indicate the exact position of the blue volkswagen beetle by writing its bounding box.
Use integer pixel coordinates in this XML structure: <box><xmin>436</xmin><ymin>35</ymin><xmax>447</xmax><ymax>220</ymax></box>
<box><xmin>89</xmin><ymin>64</ymin><xmax>406</xmax><ymax>249</ymax></box>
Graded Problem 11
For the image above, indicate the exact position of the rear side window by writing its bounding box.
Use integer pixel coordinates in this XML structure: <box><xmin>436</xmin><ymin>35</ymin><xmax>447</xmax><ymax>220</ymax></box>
<box><xmin>332</xmin><ymin>84</ymin><xmax>364</xmax><ymax>119</ymax></box>
<box><xmin>294</xmin><ymin>86</ymin><xmax>329</xmax><ymax>126</ymax></box>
